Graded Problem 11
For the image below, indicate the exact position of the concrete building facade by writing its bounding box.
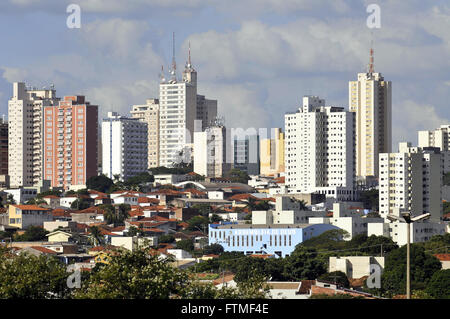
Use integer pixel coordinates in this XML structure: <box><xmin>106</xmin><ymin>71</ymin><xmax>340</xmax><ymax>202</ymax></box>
<box><xmin>418</xmin><ymin>124</ymin><xmax>450</xmax><ymax>173</ymax></box>
<box><xmin>193</xmin><ymin>124</ymin><xmax>230</xmax><ymax>178</ymax></box>
<box><xmin>8</xmin><ymin>82</ymin><xmax>59</xmax><ymax>187</ymax></box>
<box><xmin>285</xmin><ymin>96</ymin><xmax>356</xmax><ymax>201</ymax></box>
<box><xmin>379</xmin><ymin>142</ymin><xmax>443</xmax><ymax>221</ymax></box>
<box><xmin>43</xmin><ymin>96</ymin><xmax>98</xmax><ymax>189</ymax></box>
<box><xmin>102</xmin><ymin>112</ymin><xmax>148</xmax><ymax>181</ymax></box>
<box><xmin>349</xmin><ymin>68</ymin><xmax>392</xmax><ymax>181</ymax></box>
<box><xmin>260</xmin><ymin>128</ymin><xmax>285</xmax><ymax>176</ymax></box>
<box><xmin>130</xmin><ymin>99</ymin><xmax>160</xmax><ymax>168</ymax></box>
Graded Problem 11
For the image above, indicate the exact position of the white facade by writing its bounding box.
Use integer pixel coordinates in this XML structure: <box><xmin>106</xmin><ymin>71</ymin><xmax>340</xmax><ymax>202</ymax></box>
<box><xmin>4</xmin><ymin>187</ymin><xmax>38</xmax><ymax>204</ymax></box>
<box><xmin>350</xmin><ymin>71</ymin><xmax>392</xmax><ymax>180</ymax></box>
<box><xmin>102</xmin><ymin>112</ymin><xmax>148</xmax><ymax>181</ymax></box>
<box><xmin>329</xmin><ymin>256</ymin><xmax>385</xmax><ymax>279</ymax></box>
<box><xmin>285</xmin><ymin>96</ymin><xmax>356</xmax><ymax>201</ymax></box>
<box><xmin>368</xmin><ymin>219</ymin><xmax>447</xmax><ymax>246</ymax></box>
<box><xmin>379</xmin><ymin>142</ymin><xmax>443</xmax><ymax>222</ymax></box>
<box><xmin>418</xmin><ymin>124</ymin><xmax>450</xmax><ymax>173</ymax></box>
<box><xmin>130</xmin><ymin>99</ymin><xmax>160</xmax><ymax>168</ymax></box>
<box><xmin>8</xmin><ymin>82</ymin><xmax>59</xmax><ymax>187</ymax></box>
<box><xmin>194</xmin><ymin>125</ymin><xmax>230</xmax><ymax>177</ymax></box>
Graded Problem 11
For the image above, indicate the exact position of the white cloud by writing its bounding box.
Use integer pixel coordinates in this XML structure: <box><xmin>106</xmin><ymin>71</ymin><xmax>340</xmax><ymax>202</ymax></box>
<box><xmin>392</xmin><ymin>100</ymin><xmax>449</xmax><ymax>148</ymax></box>
<box><xmin>1</xmin><ymin>67</ymin><xmax>28</xmax><ymax>83</ymax></box>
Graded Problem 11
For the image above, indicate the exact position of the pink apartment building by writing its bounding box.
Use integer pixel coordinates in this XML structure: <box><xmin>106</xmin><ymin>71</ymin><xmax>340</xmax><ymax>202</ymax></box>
<box><xmin>43</xmin><ymin>96</ymin><xmax>98</xmax><ymax>189</ymax></box>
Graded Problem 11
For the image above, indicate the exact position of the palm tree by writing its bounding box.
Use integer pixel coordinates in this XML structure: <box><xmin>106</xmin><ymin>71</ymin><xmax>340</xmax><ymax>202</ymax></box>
<box><xmin>88</xmin><ymin>226</ymin><xmax>103</xmax><ymax>247</ymax></box>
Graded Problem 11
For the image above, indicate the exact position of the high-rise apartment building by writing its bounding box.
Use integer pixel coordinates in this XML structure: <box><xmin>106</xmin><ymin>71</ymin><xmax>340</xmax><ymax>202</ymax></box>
<box><xmin>159</xmin><ymin>41</ymin><xmax>218</xmax><ymax>168</ymax></box>
<box><xmin>193</xmin><ymin>123</ymin><xmax>230</xmax><ymax>178</ymax></box>
<box><xmin>232</xmin><ymin>133</ymin><xmax>260</xmax><ymax>176</ymax></box>
<box><xmin>196</xmin><ymin>95</ymin><xmax>217</xmax><ymax>131</ymax></box>
<box><xmin>285</xmin><ymin>96</ymin><xmax>356</xmax><ymax>201</ymax></box>
<box><xmin>8</xmin><ymin>82</ymin><xmax>59</xmax><ymax>188</ymax></box>
<box><xmin>43</xmin><ymin>96</ymin><xmax>98</xmax><ymax>189</ymax></box>
<box><xmin>131</xmin><ymin>99</ymin><xmax>160</xmax><ymax>168</ymax></box>
<box><xmin>379</xmin><ymin>142</ymin><xmax>442</xmax><ymax>222</ymax></box>
<box><xmin>349</xmin><ymin>50</ymin><xmax>392</xmax><ymax>181</ymax></box>
<box><xmin>418</xmin><ymin>124</ymin><xmax>450</xmax><ymax>173</ymax></box>
<box><xmin>102</xmin><ymin>112</ymin><xmax>148</xmax><ymax>181</ymax></box>
<box><xmin>260</xmin><ymin>128</ymin><xmax>285</xmax><ymax>176</ymax></box>
<box><xmin>159</xmin><ymin>48</ymin><xmax>197</xmax><ymax>168</ymax></box>
<box><xmin>0</xmin><ymin>118</ymin><xmax>8</xmax><ymax>176</ymax></box>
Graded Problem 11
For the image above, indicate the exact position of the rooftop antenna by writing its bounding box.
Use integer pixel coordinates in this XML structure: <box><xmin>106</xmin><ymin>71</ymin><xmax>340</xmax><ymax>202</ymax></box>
<box><xmin>170</xmin><ymin>32</ymin><xmax>177</xmax><ymax>82</ymax></box>
<box><xmin>160</xmin><ymin>65</ymin><xmax>166</xmax><ymax>83</ymax></box>
<box><xmin>188</xmin><ymin>41</ymin><xmax>192</xmax><ymax>69</ymax></box>
<box><xmin>368</xmin><ymin>31</ymin><xmax>375</xmax><ymax>74</ymax></box>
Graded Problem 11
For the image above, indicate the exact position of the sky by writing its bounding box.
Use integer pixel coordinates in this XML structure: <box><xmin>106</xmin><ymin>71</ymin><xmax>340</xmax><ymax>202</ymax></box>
<box><xmin>0</xmin><ymin>0</ymin><xmax>450</xmax><ymax>150</ymax></box>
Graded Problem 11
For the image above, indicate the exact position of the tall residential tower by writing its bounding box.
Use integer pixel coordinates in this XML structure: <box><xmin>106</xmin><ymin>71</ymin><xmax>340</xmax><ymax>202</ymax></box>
<box><xmin>349</xmin><ymin>48</ymin><xmax>392</xmax><ymax>181</ymax></box>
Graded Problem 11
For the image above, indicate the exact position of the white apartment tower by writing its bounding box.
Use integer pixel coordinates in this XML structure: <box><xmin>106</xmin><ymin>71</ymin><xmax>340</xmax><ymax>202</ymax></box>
<box><xmin>159</xmin><ymin>41</ymin><xmax>197</xmax><ymax>168</ymax></box>
<box><xmin>285</xmin><ymin>96</ymin><xmax>356</xmax><ymax>201</ymax></box>
<box><xmin>379</xmin><ymin>142</ymin><xmax>443</xmax><ymax>222</ymax></box>
<box><xmin>102</xmin><ymin>112</ymin><xmax>148</xmax><ymax>181</ymax></box>
<box><xmin>8</xmin><ymin>82</ymin><xmax>59</xmax><ymax>188</ymax></box>
<box><xmin>349</xmin><ymin>49</ymin><xmax>392</xmax><ymax>181</ymax></box>
<box><xmin>131</xmin><ymin>99</ymin><xmax>160</xmax><ymax>168</ymax></box>
<box><xmin>159</xmin><ymin>40</ymin><xmax>218</xmax><ymax>168</ymax></box>
<box><xmin>193</xmin><ymin>122</ymin><xmax>230</xmax><ymax>178</ymax></box>
<box><xmin>418</xmin><ymin>124</ymin><xmax>450</xmax><ymax>173</ymax></box>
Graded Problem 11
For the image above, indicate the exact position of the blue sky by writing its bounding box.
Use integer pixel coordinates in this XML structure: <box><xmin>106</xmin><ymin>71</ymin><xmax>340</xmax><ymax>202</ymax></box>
<box><xmin>1</xmin><ymin>0</ymin><xmax>450</xmax><ymax>149</ymax></box>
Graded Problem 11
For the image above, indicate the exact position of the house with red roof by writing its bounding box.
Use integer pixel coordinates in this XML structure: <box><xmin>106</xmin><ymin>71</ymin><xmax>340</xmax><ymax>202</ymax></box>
<box><xmin>434</xmin><ymin>254</ymin><xmax>450</xmax><ymax>269</ymax></box>
<box><xmin>8</xmin><ymin>205</ymin><xmax>52</xmax><ymax>229</ymax></box>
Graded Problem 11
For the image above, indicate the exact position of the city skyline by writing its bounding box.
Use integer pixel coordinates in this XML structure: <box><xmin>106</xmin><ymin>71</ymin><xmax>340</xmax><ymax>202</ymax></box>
<box><xmin>0</xmin><ymin>1</ymin><xmax>450</xmax><ymax>150</ymax></box>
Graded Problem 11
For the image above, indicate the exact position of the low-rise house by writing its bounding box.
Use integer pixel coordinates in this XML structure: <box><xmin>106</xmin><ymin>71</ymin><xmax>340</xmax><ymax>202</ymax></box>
<box><xmin>111</xmin><ymin>236</ymin><xmax>158</xmax><ymax>251</ymax></box>
<box><xmin>70</xmin><ymin>207</ymin><xmax>105</xmax><ymax>224</ymax></box>
<box><xmin>42</xmin><ymin>195</ymin><xmax>61</xmax><ymax>208</ymax></box>
<box><xmin>329</xmin><ymin>256</ymin><xmax>385</xmax><ymax>279</ymax></box>
<box><xmin>267</xmin><ymin>282</ymin><xmax>310</xmax><ymax>299</ymax></box>
<box><xmin>4</xmin><ymin>187</ymin><xmax>38</xmax><ymax>204</ymax></box>
<box><xmin>113</xmin><ymin>194</ymin><xmax>139</xmax><ymax>205</ymax></box>
<box><xmin>46</xmin><ymin>230</ymin><xmax>74</xmax><ymax>243</ymax></box>
<box><xmin>44</xmin><ymin>220</ymin><xmax>77</xmax><ymax>232</ymax></box>
<box><xmin>8</xmin><ymin>205</ymin><xmax>52</xmax><ymax>229</ymax></box>
<box><xmin>310</xmin><ymin>279</ymin><xmax>378</xmax><ymax>299</ymax></box>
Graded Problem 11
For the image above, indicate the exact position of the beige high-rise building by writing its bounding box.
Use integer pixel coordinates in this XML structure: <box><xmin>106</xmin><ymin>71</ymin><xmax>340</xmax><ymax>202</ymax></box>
<box><xmin>131</xmin><ymin>99</ymin><xmax>160</xmax><ymax>168</ymax></box>
<box><xmin>260</xmin><ymin>128</ymin><xmax>285</xmax><ymax>176</ymax></box>
<box><xmin>418</xmin><ymin>124</ymin><xmax>450</xmax><ymax>173</ymax></box>
<box><xmin>350</xmin><ymin>50</ymin><xmax>392</xmax><ymax>181</ymax></box>
<box><xmin>8</xmin><ymin>82</ymin><xmax>59</xmax><ymax>188</ymax></box>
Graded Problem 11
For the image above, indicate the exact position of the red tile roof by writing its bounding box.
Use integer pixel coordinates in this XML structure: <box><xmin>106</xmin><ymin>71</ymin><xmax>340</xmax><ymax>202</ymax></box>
<box><xmin>30</xmin><ymin>246</ymin><xmax>57</xmax><ymax>254</ymax></box>
<box><xmin>229</xmin><ymin>194</ymin><xmax>258</xmax><ymax>201</ymax></box>
<box><xmin>43</xmin><ymin>195</ymin><xmax>60</xmax><ymax>199</ymax></box>
<box><xmin>434</xmin><ymin>254</ymin><xmax>450</xmax><ymax>261</ymax></box>
<box><xmin>13</xmin><ymin>205</ymin><xmax>51</xmax><ymax>211</ymax></box>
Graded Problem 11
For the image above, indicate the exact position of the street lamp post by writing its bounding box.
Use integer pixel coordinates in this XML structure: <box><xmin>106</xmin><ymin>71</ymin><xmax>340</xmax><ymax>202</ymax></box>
<box><xmin>387</xmin><ymin>212</ymin><xmax>430</xmax><ymax>299</ymax></box>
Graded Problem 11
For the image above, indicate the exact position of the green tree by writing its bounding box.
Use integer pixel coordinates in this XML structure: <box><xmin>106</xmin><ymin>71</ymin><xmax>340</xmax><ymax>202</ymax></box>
<box><xmin>86</xmin><ymin>174</ymin><xmax>114</xmax><ymax>193</ymax></box>
<box><xmin>14</xmin><ymin>226</ymin><xmax>48</xmax><ymax>242</ymax></box>
<box><xmin>381</xmin><ymin>244</ymin><xmax>442</xmax><ymax>297</ymax></box>
<box><xmin>187</xmin><ymin>215</ymin><xmax>209</xmax><ymax>233</ymax></box>
<box><xmin>0</xmin><ymin>253</ymin><xmax>69</xmax><ymax>298</ymax></box>
<box><xmin>73</xmin><ymin>249</ymin><xmax>189</xmax><ymax>299</ymax></box>
<box><xmin>225</xmin><ymin>168</ymin><xmax>250</xmax><ymax>184</ymax></box>
<box><xmin>176</xmin><ymin>239</ymin><xmax>194</xmax><ymax>253</ymax></box>
<box><xmin>318</xmin><ymin>271</ymin><xmax>350</xmax><ymax>288</ymax></box>
<box><xmin>283</xmin><ymin>246</ymin><xmax>327</xmax><ymax>281</ymax></box>
<box><xmin>159</xmin><ymin>234</ymin><xmax>175</xmax><ymax>244</ymax></box>
<box><xmin>6</xmin><ymin>194</ymin><xmax>16</xmax><ymax>205</ymax></box>
<box><xmin>202</xmin><ymin>244</ymin><xmax>224</xmax><ymax>255</ymax></box>
<box><xmin>425</xmin><ymin>269</ymin><xmax>450</xmax><ymax>299</ymax></box>
<box><xmin>359</xmin><ymin>189</ymin><xmax>379</xmax><ymax>211</ymax></box>
<box><xmin>210</xmin><ymin>214</ymin><xmax>222</xmax><ymax>223</ymax></box>
<box><xmin>88</xmin><ymin>226</ymin><xmax>103</xmax><ymax>247</ymax></box>
<box><xmin>70</xmin><ymin>198</ymin><xmax>91</xmax><ymax>210</ymax></box>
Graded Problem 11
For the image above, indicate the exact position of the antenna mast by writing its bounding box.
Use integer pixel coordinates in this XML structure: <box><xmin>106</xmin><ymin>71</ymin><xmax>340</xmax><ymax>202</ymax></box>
<box><xmin>170</xmin><ymin>32</ymin><xmax>177</xmax><ymax>82</ymax></box>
